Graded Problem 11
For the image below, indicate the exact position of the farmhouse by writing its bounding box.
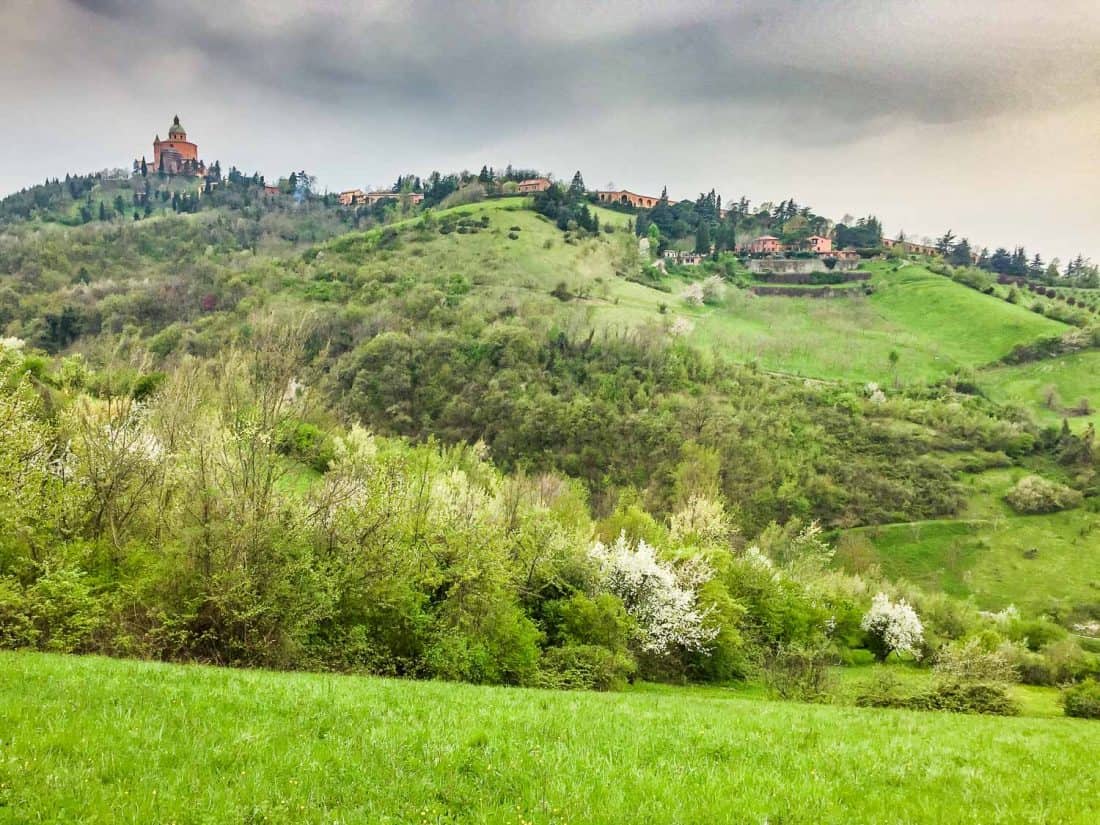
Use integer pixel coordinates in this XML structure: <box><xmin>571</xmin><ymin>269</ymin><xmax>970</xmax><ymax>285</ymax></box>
<box><xmin>663</xmin><ymin>250</ymin><xmax>705</xmax><ymax>265</ymax></box>
<box><xmin>364</xmin><ymin>190</ymin><xmax>424</xmax><ymax>205</ymax></box>
<box><xmin>805</xmin><ymin>235</ymin><xmax>833</xmax><ymax>254</ymax></box>
<box><xmin>516</xmin><ymin>177</ymin><xmax>552</xmax><ymax>193</ymax></box>
<box><xmin>748</xmin><ymin>235</ymin><xmax>783</xmax><ymax>254</ymax></box>
<box><xmin>595</xmin><ymin>189</ymin><xmax>661</xmax><ymax>209</ymax></box>
<box><xmin>883</xmin><ymin>238</ymin><xmax>938</xmax><ymax>256</ymax></box>
<box><xmin>338</xmin><ymin>189</ymin><xmax>365</xmax><ymax>206</ymax></box>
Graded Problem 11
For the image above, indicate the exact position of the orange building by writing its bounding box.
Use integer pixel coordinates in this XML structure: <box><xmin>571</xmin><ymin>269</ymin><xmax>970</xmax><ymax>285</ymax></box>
<box><xmin>748</xmin><ymin>235</ymin><xmax>783</xmax><ymax>254</ymax></box>
<box><xmin>362</xmin><ymin>190</ymin><xmax>424</xmax><ymax>205</ymax></box>
<box><xmin>806</xmin><ymin>235</ymin><xmax>833</xmax><ymax>254</ymax></box>
<box><xmin>516</xmin><ymin>177</ymin><xmax>551</xmax><ymax>193</ymax></box>
<box><xmin>151</xmin><ymin>115</ymin><xmax>204</xmax><ymax>176</ymax></box>
<box><xmin>883</xmin><ymin>238</ymin><xmax>938</xmax><ymax>256</ymax></box>
<box><xmin>595</xmin><ymin>189</ymin><xmax>661</xmax><ymax>209</ymax></box>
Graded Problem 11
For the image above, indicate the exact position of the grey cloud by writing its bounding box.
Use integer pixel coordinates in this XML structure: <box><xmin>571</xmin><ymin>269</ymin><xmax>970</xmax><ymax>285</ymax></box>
<box><xmin>58</xmin><ymin>0</ymin><xmax>1100</xmax><ymax>137</ymax></box>
<box><xmin>0</xmin><ymin>0</ymin><xmax>1096</xmax><ymax>260</ymax></box>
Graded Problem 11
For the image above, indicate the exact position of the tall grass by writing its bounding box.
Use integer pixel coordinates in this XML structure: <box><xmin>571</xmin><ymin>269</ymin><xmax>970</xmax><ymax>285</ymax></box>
<box><xmin>2</xmin><ymin>652</ymin><xmax>1097</xmax><ymax>824</ymax></box>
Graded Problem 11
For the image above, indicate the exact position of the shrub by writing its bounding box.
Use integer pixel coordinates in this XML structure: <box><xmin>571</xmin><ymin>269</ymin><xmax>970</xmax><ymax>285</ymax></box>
<box><xmin>1062</xmin><ymin>679</ymin><xmax>1100</xmax><ymax>719</ymax></box>
<box><xmin>926</xmin><ymin>681</ymin><xmax>1018</xmax><ymax>716</ymax></box>
<box><xmin>535</xmin><ymin>644</ymin><xmax>636</xmax><ymax>691</ymax></box>
<box><xmin>861</xmin><ymin>593</ymin><xmax>924</xmax><ymax>661</ymax></box>
<box><xmin>1005</xmin><ymin>475</ymin><xmax>1082</xmax><ymax>514</ymax></box>
<box><xmin>274</xmin><ymin>420</ymin><xmax>335</xmax><ymax>472</ymax></box>
<box><xmin>934</xmin><ymin>638</ymin><xmax>1019</xmax><ymax>684</ymax></box>
<box><xmin>588</xmin><ymin>534</ymin><xmax>717</xmax><ymax>656</ymax></box>
<box><xmin>857</xmin><ymin>673</ymin><xmax>1018</xmax><ymax>715</ymax></box>
<box><xmin>855</xmin><ymin>668</ymin><xmax>912</xmax><ymax>708</ymax></box>
<box><xmin>0</xmin><ymin>568</ymin><xmax>105</xmax><ymax>653</ymax></box>
<box><xmin>763</xmin><ymin>643</ymin><xmax>836</xmax><ymax>702</ymax></box>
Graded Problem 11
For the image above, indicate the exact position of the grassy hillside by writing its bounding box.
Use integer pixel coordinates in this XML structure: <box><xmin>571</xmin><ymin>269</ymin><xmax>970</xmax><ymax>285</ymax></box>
<box><xmin>3</xmin><ymin>653</ymin><xmax>1098</xmax><ymax>825</ymax></box>
<box><xmin>287</xmin><ymin>203</ymin><xmax>1068</xmax><ymax>389</ymax></box>
<box><xmin>676</xmin><ymin>261</ymin><xmax>1067</xmax><ymax>385</ymax></box>
<box><xmin>980</xmin><ymin>350</ymin><xmax>1100</xmax><ymax>430</ymax></box>
<box><xmin>842</xmin><ymin>468</ymin><xmax>1100</xmax><ymax>610</ymax></box>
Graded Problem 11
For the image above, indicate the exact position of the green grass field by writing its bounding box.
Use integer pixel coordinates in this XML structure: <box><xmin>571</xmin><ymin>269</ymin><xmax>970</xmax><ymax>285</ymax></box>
<box><xmin>979</xmin><ymin>350</ymin><xmax>1100</xmax><ymax>430</ymax></box>
<box><xmin>842</xmin><ymin>469</ymin><xmax>1100</xmax><ymax>610</ymax></box>
<box><xmin>2</xmin><ymin>653</ymin><xmax>1098</xmax><ymax>824</ymax></box>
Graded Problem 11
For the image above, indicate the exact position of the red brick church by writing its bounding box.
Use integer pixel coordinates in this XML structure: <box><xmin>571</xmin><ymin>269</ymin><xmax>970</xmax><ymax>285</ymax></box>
<box><xmin>137</xmin><ymin>115</ymin><xmax>205</xmax><ymax>176</ymax></box>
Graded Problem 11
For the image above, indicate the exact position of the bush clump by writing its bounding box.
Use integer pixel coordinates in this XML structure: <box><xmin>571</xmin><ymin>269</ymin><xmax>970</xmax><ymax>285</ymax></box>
<box><xmin>1062</xmin><ymin>679</ymin><xmax>1100</xmax><ymax>719</ymax></box>
<box><xmin>535</xmin><ymin>644</ymin><xmax>636</xmax><ymax>691</ymax></box>
<box><xmin>1005</xmin><ymin>475</ymin><xmax>1083</xmax><ymax>514</ymax></box>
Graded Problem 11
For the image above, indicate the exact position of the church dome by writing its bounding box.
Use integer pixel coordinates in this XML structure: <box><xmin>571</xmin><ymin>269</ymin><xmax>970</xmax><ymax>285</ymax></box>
<box><xmin>168</xmin><ymin>115</ymin><xmax>186</xmax><ymax>137</ymax></box>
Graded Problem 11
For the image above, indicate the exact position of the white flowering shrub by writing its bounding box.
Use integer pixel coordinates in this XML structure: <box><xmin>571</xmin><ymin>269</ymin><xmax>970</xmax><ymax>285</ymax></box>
<box><xmin>668</xmin><ymin>316</ymin><xmax>694</xmax><ymax>337</ymax></box>
<box><xmin>669</xmin><ymin>494</ymin><xmax>734</xmax><ymax>545</ymax></box>
<box><xmin>681</xmin><ymin>282</ymin><xmax>705</xmax><ymax>306</ymax></box>
<box><xmin>861</xmin><ymin>592</ymin><xmax>924</xmax><ymax>661</ymax></box>
<box><xmin>1004</xmin><ymin>475</ymin><xmax>1083</xmax><ymax>514</ymax></box>
<box><xmin>588</xmin><ymin>533</ymin><xmax>717</xmax><ymax>655</ymax></box>
<box><xmin>701</xmin><ymin>276</ymin><xmax>726</xmax><ymax>305</ymax></box>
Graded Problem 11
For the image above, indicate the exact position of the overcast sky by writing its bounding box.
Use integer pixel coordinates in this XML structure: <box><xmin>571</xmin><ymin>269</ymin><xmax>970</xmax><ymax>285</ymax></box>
<box><xmin>2</xmin><ymin>0</ymin><xmax>1097</xmax><ymax>260</ymax></box>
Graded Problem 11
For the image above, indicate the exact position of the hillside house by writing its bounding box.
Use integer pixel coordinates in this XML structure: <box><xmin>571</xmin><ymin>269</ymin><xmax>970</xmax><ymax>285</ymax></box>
<box><xmin>516</xmin><ymin>177</ymin><xmax>551</xmax><ymax>193</ymax></box>
<box><xmin>663</xmin><ymin>250</ymin><xmax>705</xmax><ymax>265</ymax></box>
<box><xmin>883</xmin><ymin>238</ymin><xmax>938</xmax><ymax>256</ymax></box>
<box><xmin>595</xmin><ymin>189</ymin><xmax>661</xmax><ymax>209</ymax></box>
<box><xmin>338</xmin><ymin>189</ymin><xmax>365</xmax><ymax>206</ymax></box>
<box><xmin>748</xmin><ymin>235</ymin><xmax>783</xmax><ymax>254</ymax></box>
<box><xmin>805</xmin><ymin>235</ymin><xmax>833</xmax><ymax>254</ymax></box>
<box><xmin>363</xmin><ymin>191</ymin><xmax>425</xmax><ymax>205</ymax></box>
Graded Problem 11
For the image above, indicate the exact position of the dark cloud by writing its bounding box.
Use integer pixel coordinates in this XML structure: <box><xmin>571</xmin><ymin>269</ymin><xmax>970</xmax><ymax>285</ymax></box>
<box><xmin>57</xmin><ymin>0</ymin><xmax>1100</xmax><ymax>134</ymax></box>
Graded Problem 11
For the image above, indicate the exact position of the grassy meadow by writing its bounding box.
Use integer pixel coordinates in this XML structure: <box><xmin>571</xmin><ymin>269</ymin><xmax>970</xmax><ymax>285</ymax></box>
<box><xmin>3</xmin><ymin>652</ymin><xmax>1099</xmax><ymax>825</ymax></box>
<box><xmin>840</xmin><ymin>469</ymin><xmax>1100</xmax><ymax>610</ymax></box>
<box><xmin>979</xmin><ymin>350</ymin><xmax>1100</xmax><ymax>430</ymax></box>
<box><xmin>680</xmin><ymin>262</ymin><xmax>1066</xmax><ymax>385</ymax></box>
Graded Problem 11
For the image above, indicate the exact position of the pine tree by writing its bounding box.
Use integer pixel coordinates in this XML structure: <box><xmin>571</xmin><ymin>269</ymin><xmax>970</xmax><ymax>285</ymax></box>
<box><xmin>695</xmin><ymin>221</ymin><xmax>712</xmax><ymax>254</ymax></box>
<box><xmin>568</xmin><ymin>171</ymin><xmax>586</xmax><ymax>202</ymax></box>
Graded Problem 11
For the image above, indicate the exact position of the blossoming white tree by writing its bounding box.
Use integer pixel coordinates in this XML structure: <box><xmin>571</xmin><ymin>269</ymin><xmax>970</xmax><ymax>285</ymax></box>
<box><xmin>589</xmin><ymin>533</ymin><xmax>717</xmax><ymax>655</ymax></box>
<box><xmin>681</xmin><ymin>282</ymin><xmax>705</xmax><ymax>306</ymax></box>
<box><xmin>861</xmin><ymin>592</ymin><xmax>924</xmax><ymax>661</ymax></box>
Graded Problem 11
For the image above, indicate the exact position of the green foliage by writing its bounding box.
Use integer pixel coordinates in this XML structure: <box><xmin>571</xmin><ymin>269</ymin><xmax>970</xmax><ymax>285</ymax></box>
<box><xmin>762</xmin><ymin>642</ymin><xmax>836</xmax><ymax>701</ymax></box>
<box><xmin>1062</xmin><ymin>679</ymin><xmax>1100</xmax><ymax>719</ymax></box>
<box><xmin>273</xmin><ymin>419</ymin><xmax>335</xmax><ymax>472</ymax></box>
<box><xmin>536</xmin><ymin>644</ymin><xmax>636</xmax><ymax>690</ymax></box>
<box><xmin>1005</xmin><ymin>474</ymin><xmax>1083</xmax><ymax>513</ymax></box>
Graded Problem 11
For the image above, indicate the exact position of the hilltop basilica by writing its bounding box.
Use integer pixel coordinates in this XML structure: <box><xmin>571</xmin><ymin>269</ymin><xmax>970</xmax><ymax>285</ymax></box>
<box><xmin>135</xmin><ymin>115</ymin><xmax>205</xmax><ymax>176</ymax></box>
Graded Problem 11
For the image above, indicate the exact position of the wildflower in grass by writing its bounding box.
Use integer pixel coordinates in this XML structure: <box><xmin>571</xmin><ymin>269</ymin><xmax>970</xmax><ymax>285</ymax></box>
<box><xmin>861</xmin><ymin>592</ymin><xmax>924</xmax><ymax>661</ymax></box>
